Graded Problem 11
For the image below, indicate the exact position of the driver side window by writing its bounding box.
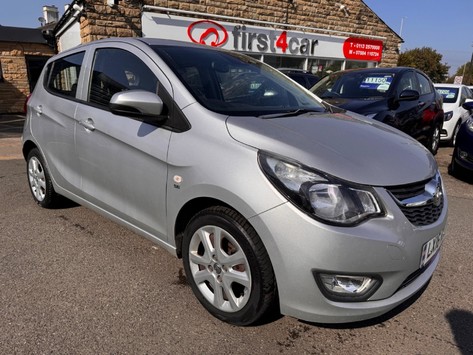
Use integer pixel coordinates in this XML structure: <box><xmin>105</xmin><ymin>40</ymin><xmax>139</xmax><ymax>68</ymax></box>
<box><xmin>88</xmin><ymin>48</ymin><xmax>159</xmax><ymax>107</ymax></box>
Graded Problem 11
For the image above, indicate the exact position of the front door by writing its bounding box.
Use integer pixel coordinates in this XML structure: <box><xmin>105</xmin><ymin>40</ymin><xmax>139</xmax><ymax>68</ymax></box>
<box><xmin>74</xmin><ymin>45</ymin><xmax>172</xmax><ymax>240</ymax></box>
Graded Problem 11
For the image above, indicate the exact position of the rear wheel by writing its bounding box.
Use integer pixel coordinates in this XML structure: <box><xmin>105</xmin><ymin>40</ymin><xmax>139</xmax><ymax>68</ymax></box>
<box><xmin>26</xmin><ymin>148</ymin><xmax>59</xmax><ymax>208</ymax></box>
<box><xmin>182</xmin><ymin>206</ymin><xmax>277</xmax><ymax>325</ymax></box>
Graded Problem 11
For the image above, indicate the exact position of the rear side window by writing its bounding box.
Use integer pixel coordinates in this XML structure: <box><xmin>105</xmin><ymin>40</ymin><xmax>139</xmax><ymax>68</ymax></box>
<box><xmin>45</xmin><ymin>51</ymin><xmax>84</xmax><ymax>98</ymax></box>
<box><xmin>88</xmin><ymin>48</ymin><xmax>158</xmax><ymax>107</ymax></box>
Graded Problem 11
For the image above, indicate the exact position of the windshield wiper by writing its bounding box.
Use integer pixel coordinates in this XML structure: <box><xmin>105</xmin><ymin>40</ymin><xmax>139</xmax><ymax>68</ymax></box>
<box><xmin>258</xmin><ymin>108</ymin><xmax>324</xmax><ymax>119</ymax></box>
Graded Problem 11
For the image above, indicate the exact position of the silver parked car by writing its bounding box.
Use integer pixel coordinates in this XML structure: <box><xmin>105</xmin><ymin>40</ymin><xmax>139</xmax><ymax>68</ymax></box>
<box><xmin>23</xmin><ymin>38</ymin><xmax>447</xmax><ymax>326</ymax></box>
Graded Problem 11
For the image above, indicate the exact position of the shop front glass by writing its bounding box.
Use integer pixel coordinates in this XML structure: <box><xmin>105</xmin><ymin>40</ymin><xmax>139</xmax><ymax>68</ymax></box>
<box><xmin>263</xmin><ymin>55</ymin><xmax>306</xmax><ymax>71</ymax></box>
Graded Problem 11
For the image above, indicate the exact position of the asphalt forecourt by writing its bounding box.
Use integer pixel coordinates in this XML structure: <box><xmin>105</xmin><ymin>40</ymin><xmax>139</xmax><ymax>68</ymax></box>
<box><xmin>0</xmin><ymin>114</ymin><xmax>472</xmax><ymax>353</ymax></box>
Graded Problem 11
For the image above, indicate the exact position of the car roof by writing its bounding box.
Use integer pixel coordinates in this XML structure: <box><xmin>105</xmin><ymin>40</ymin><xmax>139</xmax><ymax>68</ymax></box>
<box><xmin>54</xmin><ymin>37</ymin><xmax>221</xmax><ymax>57</ymax></box>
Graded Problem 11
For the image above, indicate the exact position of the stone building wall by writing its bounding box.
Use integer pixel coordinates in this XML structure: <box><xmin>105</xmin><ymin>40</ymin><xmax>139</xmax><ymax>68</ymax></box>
<box><xmin>77</xmin><ymin>0</ymin><xmax>400</xmax><ymax>67</ymax></box>
<box><xmin>0</xmin><ymin>43</ymin><xmax>54</xmax><ymax>113</ymax></box>
<box><xmin>79</xmin><ymin>0</ymin><xmax>142</xmax><ymax>43</ymax></box>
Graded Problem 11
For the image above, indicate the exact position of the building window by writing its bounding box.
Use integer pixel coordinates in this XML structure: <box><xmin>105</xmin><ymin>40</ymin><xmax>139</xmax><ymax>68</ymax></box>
<box><xmin>0</xmin><ymin>61</ymin><xmax>4</xmax><ymax>82</ymax></box>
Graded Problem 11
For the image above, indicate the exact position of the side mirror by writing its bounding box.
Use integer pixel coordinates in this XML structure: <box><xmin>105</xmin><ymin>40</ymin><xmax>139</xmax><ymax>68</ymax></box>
<box><xmin>397</xmin><ymin>89</ymin><xmax>420</xmax><ymax>102</ymax></box>
<box><xmin>462</xmin><ymin>100</ymin><xmax>473</xmax><ymax>111</ymax></box>
<box><xmin>109</xmin><ymin>90</ymin><xmax>166</xmax><ymax>123</ymax></box>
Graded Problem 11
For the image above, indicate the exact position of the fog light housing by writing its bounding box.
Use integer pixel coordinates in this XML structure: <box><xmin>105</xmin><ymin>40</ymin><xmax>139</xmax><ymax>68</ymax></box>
<box><xmin>459</xmin><ymin>149</ymin><xmax>469</xmax><ymax>160</ymax></box>
<box><xmin>314</xmin><ymin>272</ymin><xmax>381</xmax><ymax>302</ymax></box>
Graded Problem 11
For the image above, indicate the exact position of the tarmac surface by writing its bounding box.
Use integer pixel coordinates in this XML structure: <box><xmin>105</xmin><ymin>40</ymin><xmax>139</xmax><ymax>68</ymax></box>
<box><xmin>1</xmin><ymin>113</ymin><xmax>473</xmax><ymax>354</ymax></box>
<box><xmin>0</xmin><ymin>114</ymin><xmax>24</xmax><ymax>160</ymax></box>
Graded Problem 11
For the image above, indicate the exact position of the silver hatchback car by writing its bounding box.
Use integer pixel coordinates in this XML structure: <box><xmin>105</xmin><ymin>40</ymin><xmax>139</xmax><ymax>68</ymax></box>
<box><xmin>23</xmin><ymin>38</ymin><xmax>447</xmax><ymax>326</ymax></box>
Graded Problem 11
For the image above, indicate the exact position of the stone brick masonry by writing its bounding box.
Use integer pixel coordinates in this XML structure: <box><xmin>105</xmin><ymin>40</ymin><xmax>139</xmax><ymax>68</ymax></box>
<box><xmin>0</xmin><ymin>43</ymin><xmax>54</xmax><ymax>113</ymax></box>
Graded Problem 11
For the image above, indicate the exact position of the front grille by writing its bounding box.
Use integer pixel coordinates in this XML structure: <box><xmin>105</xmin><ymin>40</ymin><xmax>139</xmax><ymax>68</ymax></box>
<box><xmin>398</xmin><ymin>199</ymin><xmax>444</xmax><ymax>226</ymax></box>
<box><xmin>386</xmin><ymin>174</ymin><xmax>444</xmax><ymax>227</ymax></box>
<box><xmin>387</xmin><ymin>179</ymin><xmax>429</xmax><ymax>201</ymax></box>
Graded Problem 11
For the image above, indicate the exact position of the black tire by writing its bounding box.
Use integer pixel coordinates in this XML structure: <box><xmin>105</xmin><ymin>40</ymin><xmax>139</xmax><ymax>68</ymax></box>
<box><xmin>26</xmin><ymin>148</ymin><xmax>59</xmax><ymax>208</ymax></box>
<box><xmin>182</xmin><ymin>206</ymin><xmax>277</xmax><ymax>326</ymax></box>
<box><xmin>449</xmin><ymin>151</ymin><xmax>465</xmax><ymax>179</ymax></box>
<box><xmin>450</xmin><ymin>121</ymin><xmax>461</xmax><ymax>147</ymax></box>
<box><xmin>427</xmin><ymin>123</ymin><xmax>441</xmax><ymax>155</ymax></box>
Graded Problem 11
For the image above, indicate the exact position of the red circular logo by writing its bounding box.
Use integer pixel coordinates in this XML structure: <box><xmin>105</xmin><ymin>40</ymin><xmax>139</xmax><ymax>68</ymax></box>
<box><xmin>187</xmin><ymin>20</ymin><xmax>228</xmax><ymax>47</ymax></box>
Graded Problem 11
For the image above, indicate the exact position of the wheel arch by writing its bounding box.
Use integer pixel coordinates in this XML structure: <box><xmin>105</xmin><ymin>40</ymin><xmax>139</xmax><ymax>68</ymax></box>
<box><xmin>22</xmin><ymin>140</ymin><xmax>38</xmax><ymax>161</ymax></box>
<box><xmin>174</xmin><ymin>197</ymin><xmax>233</xmax><ymax>258</ymax></box>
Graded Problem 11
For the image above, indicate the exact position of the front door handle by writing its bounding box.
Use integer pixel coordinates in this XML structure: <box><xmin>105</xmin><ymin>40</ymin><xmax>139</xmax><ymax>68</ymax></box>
<box><xmin>78</xmin><ymin>118</ymin><xmax>95</xmax><ymax>131</ymax></box>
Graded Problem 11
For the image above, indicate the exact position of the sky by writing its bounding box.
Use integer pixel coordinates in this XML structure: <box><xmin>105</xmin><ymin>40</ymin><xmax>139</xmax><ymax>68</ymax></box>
<box><xmin>1</xmin><ymin>0</ymin><xmax>471</xmax><ymax>75</ymax></box>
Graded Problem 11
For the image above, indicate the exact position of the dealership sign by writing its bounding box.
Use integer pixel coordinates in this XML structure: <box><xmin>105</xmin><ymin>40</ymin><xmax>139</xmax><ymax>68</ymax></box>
<box><xmin>343</xmin><ymin>37</ymin><xmax>383</xmax><ymax>62</ymax></box>
<box><xmin>142</xmin><ymin>12</ymin><xmax>383</xmax><ymax>61</ymax></box>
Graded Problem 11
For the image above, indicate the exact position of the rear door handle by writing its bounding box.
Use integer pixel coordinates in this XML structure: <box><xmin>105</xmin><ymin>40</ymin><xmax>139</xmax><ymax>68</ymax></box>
<box><xmin>78</xmin><ymin>118</ymin><xmax>95</xmax><ymax>131</ymax></box>
<box><xmin>35</xmin><ymin>105</ymin><xmax>42</xmax><ymax>115</ymax></box>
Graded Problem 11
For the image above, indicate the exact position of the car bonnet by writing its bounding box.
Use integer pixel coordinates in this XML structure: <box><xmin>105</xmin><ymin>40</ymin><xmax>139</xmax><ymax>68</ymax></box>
<box><xmin>322</xmin><ymin>97</ymin><xmax>385</xmax><ymax>115</ymax></box>
<box><xmin>226</xmin><ymin>111</ymin><xmax>437</xmax><ymax>186</ymax></box>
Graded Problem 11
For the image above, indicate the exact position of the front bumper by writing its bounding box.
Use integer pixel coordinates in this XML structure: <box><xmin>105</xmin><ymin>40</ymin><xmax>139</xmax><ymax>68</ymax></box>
<box><xmin>249</xmin><ymin>186</ymin><xmax>448</xmax><ymax>324</ymax></box>
<box><xmin>453</xmin><ymin>128</ymin><xmax>473</xmax><ymax>172</ymax></box>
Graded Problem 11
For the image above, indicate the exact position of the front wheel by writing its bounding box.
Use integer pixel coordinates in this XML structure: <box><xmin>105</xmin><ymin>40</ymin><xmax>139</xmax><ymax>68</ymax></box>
<box><xmin>26</xmin><ymin>148</ymin><xmax>59</xmax><ymax>208</ymax></box>
<box><xmin>182</xmin><ymin>206</ymin><xmax>277</xmax><ymax>325</ymax></box>
<box><xmin>450</xmin><ymin>121</ymin><xmax>461</xmax><ymax>147</ymax></box>
<box><xmin>427</xmin><ymin>124</ymin><xmax>441</xmax><ymax>155</ymax></box>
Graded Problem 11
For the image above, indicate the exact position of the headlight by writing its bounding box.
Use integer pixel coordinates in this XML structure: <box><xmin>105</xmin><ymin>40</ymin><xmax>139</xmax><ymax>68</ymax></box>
<box><xmin>466</xmin><ymin>117</ymin><xmax>473</xmax><ymax>132</ymax></box>
<box><xmin>444</xmin><ymin>111</ymin><xmax>453</xmax><ymax>121</ymax></box>
<box><xmin>258</xmin><ymin>152</ymin><xmax>384</xmax><ymax>226</ymax></box>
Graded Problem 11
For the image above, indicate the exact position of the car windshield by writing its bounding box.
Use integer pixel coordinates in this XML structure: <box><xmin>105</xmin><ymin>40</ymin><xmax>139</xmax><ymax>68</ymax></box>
<box><xmin>435</xmin><ymin>87</ymin><xmax>459</xmax><ymax>104</ymax></box>
<box><xmin>311</xmin><ymin>71</ymin><xmax>394</xmax><ymax>99</ymax></box>
<box><xmin>152</xmin><ymin>45</ymin><xmax>325</xmax><ymax>116</ymax></box>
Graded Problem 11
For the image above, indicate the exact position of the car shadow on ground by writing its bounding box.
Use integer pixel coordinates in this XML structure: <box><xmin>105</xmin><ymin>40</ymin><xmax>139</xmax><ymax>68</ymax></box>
<box><xmin>448</xmin><ymin>165</ymin><xmax>473</xmax><ymax>185</ymax></box>
<box><xmin>49</xmin><ymin>195</ymin><xmax>80</xmax><ymax>209</ymax></box>
<box><xmin>298</xmin><ymin>280</ymin><xmax>473</xmax><ymax>354</ymax></box>
<box><xmin>445</xmin><ymin>310</ymin><xmax>473</xmax><ymax>355</ymax></box>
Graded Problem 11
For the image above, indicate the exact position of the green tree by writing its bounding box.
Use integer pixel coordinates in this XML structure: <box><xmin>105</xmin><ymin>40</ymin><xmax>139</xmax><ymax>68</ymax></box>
<box><xmin>452</xmin><ymin>62</ymin><xmax>473</xmax><ymax>85</ymax></box>
<box><xmin>397</xmin><ymin>47</ymin><xmax>449</xmax><ymax>83</ymax></box>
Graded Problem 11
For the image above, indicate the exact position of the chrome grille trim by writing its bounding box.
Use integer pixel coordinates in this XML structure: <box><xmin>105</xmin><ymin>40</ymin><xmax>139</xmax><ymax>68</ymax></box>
<box><xmin>386</xmin><ymin>172</ymin><xmax>444</xmax><ymax>226</ymax></box>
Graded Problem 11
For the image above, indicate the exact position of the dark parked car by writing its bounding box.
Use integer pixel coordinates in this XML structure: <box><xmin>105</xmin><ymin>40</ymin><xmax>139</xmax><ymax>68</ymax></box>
<box><xmin>311</xmin><ymin>67</ymin><xmax>444</xmax><ymax>155</ymax></box>
<box><xmin>450</xmin><ymin>101</ymin><xmax>473</xmax><ymax>178</ymax></box>
<box><xmin>279</xmin><ymin>68</ymin><xmax>319</xmax><ymax>89</ymax></box>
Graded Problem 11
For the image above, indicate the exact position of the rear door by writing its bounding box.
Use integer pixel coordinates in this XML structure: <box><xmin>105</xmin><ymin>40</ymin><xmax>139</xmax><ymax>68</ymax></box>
<box><xmin>29</xmin><ymin>51</ymin><xmax>85</xmax><ymax>193</ymax></box>
<box><xmin>414</xmin><ymin>71</ymin><xmax>439</xmax><ymax>140</ymax></box>
<box><xmin>74</xmin><ymin>43</ymin><xmax>172</xmax><ymax>240</ymax></box>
